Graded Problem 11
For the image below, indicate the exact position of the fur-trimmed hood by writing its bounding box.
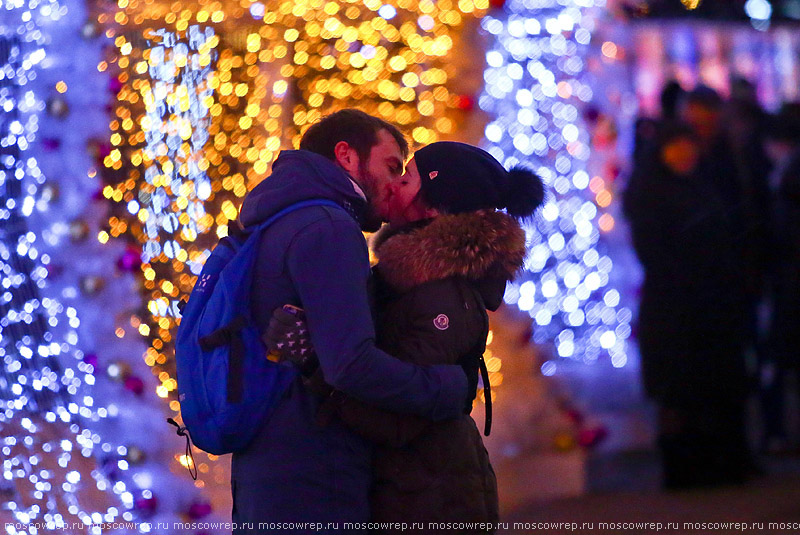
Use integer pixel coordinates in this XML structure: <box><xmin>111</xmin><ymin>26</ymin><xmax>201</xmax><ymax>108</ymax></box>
<box><xmin>372</xmin><ymin>210</ymin><xmax>527</xmax><ymax>296</ymax></box>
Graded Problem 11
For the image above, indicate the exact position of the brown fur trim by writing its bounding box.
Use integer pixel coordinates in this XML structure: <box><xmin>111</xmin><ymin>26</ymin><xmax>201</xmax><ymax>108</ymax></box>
<box><xmin>373</xmin><ymin>210</ymin><xmax>527</xmax><ymax>293</ymax></box>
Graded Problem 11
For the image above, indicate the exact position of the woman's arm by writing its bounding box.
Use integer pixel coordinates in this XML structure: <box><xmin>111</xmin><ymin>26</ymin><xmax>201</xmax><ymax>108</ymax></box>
<box><xmin>273</xmin><ymin>279</ymin><xmax>488</xmax><ymax>447</ymax></box>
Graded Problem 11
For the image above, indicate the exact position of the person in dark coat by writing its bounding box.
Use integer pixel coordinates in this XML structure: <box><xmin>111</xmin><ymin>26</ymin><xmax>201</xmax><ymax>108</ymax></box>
<box><xmin>681</xmin><ymin>87</ymin><xmax>770</xmax><ymax>355</ymax></box>
<box><xmin>623</xmin><ymin>123</ymin><xmax>751</xmax><ymax>489</ymax></box>
<box><xmin>231</xmin><ymin>111</ymin><xmax>470</xmax><ymax>533</ymax></box>
<box><xmin>762</xmin><ymin>103</ymin><xmax>800</xmax><ymax>450</ymax></box>
<box><xmin>632</xmin><ymin>81</ymin><xmax>683</xmax><ymax>175</ymax></box>
<box><xmin>269</xmin><ymin>142</ymin><xmax>545</xmax><ymax>532</ymax></box>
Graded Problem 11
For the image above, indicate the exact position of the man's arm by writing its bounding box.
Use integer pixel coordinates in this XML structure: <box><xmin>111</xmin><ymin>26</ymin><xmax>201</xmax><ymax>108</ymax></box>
<box><xmin>285</xmin><ymin>213</ymin><xmax>467</xmax><ymax>421</ymax></box>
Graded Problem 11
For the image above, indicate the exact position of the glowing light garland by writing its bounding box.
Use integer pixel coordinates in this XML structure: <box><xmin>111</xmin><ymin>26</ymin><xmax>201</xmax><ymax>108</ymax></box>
<box><xmin>745</xmin><ymin>0</ymin><xmax>773</xmax><ymax>29</ymax></box>
<box><xmin>480</xmin><ymin>0</ymin><xmax>631</xmax><ymax>371</ymax></box>
<box><xmin>107</xmin><ymin>25</ymin><xmax>218</xmax><ymax>359</ymax></box>
<box><xmin>243</xmin><ymin>0</ymin><xmax>488</xmax><ymax>146</ymax></box>
<box><xmin>96</xmin><ymin>0</ymin><xmax>321</xmax><ymax>489</ymax></box>
<box><xmin>1</xmin><ymin>2</ymin><xmax>134</xmax><ymax>532</ymax></box>
<box><xmin>96</xmin><ymin>18</ymin><xmax>236</xmax><ymax>489</ymax></box>
<box><xmin>96</xmin><ymin>0</ymin><xmax>486</xmax><ymax>485</ymax></box>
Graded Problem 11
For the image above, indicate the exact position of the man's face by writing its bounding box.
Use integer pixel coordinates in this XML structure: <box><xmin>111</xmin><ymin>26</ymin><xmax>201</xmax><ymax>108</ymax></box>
<box><xmin>352</xmin><ymin>129</ymin><xmax>405</xmax><ymax>229</ymax></box>
<box><xmin>661</xmin><ymin>137</ymin><xmax>699</xmax><ymax>176</ymax></box>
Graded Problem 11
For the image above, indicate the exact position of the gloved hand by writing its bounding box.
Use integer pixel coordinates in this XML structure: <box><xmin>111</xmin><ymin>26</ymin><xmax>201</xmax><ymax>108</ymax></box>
<box><xmin>459</xmin><ymin>354</ymin><xmax>480</xmax><ymax>414</ymax></box>
<box><xmin>264</xmin><ymin>305</ymin><xmax>319</xmax><ymax>377</ymax></box>
<box><xmin>303</xmin><ymin>367</ymin><xmax>334</xmax><ymax>399</ymax></box>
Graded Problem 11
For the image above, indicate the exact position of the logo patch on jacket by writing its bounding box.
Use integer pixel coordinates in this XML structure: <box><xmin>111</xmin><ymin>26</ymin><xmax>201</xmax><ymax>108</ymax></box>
<box><xmin>433</xmin><ymin>314</ymin><xmax>449</xmax><ymax>330</ymax></box>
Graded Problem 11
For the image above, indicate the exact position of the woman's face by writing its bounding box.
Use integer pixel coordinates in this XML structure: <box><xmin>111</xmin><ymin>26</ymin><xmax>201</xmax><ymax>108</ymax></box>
<box><xmin>386</xmin><ymin>157</ymin><xmax>437</xmax><ymax>226</ymax></box>
<box><xmin>660</xmin><ymin>137</ymin><xmax>700</xmax><ymax>176</ymax></box>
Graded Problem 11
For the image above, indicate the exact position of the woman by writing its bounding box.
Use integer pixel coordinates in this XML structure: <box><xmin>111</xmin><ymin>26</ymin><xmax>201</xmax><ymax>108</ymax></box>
<box><xmin>269</xmin><ymin>142</ymin><xmax>544</xmax><ymax>530</ymax></box>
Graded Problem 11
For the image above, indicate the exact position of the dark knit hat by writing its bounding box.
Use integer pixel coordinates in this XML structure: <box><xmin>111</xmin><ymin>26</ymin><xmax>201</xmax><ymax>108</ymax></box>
<box><xmin>414</xmin><ymin>141</ymin><xmax>545</xmax><ymax>218</ymax></box>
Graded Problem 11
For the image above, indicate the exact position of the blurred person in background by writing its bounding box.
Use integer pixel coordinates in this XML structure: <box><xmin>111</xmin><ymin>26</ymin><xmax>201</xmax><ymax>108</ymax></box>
<box><xmin>660</xmin><ymin>80</ymin><xmax>685</xmax><ymax>122</ymax></box>
<box><xmin>724</xmin><ymin>77</ymin><xmax>774</xmax><ymax>334</ymax></box>
<box><xmin>631</xmin><ymin>80</ymin><xmax>684</xmax><ymax>171</ymax></box>
<box><xmin>681</xmin><ymin>86</ymin><xmax>772</xmax><ymax>401</ymax></box>
<box><xmin>624</xmin><ymin>122</ymin><xmax>752</xmax><ymax>489</ymax></box>
<box><xmin>761</xmin><ymin>103</ymin><xmax>800</xmax><ymax>453</ymax></box>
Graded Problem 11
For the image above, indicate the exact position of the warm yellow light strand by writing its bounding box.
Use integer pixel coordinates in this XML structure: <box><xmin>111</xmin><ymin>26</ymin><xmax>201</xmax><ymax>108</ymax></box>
<box><xmin>97</xmin><ymin>0</ymin><xmax>487</xmax><ymax>483</ymax></box>
<box><xmin>247</xmin><ymin>0</ymin><xmax>488</xmax><ymax>149</ymax></box>
<box><xmin>97</xmin><ymin>0</ymin><xmax>275</xmax><ymax>489</ymax></box>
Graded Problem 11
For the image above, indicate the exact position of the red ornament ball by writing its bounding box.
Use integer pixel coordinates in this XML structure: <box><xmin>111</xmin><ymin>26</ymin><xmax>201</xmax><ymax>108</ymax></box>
<box><xmin>42</xmin><ymin>138</ymin><xmax>61</xmax><ymax>151</ymax></box>
<box><xmin>577</xmin><ymin>426</ymin><xmax>608</xmax><ymax>448</ymax></box>
<box><xmin>124</xmin><ymin>376</ymin><xmax>145</xmax><ymax>396</ymax></box>
<box><xmin>188</xmin><ymin>501</ymin><xmax>213</xmax><ymax>520</ymax></box>
<box><xmin>134</xmin><ymin>494</ymin><xmax>158</xmax><ymax>517</ymax></box>
<box><xmin>83</xmin><ymin>353</ymin><xmax>99</xmax><ymax>370</ymax></box>
<box><xmin>108</xmin><ymin>76</ymin><xmax>123</xmax><ymax>94</ymax></box>
<box><xmin>456</xmin><ymin>95</ymin><xmax>475</xmax><ymax>111</ymax></box>
<box><xmin>117</xmin><ymin>247</ymin><xmax>142</xmax><ymax>272</ymax></box>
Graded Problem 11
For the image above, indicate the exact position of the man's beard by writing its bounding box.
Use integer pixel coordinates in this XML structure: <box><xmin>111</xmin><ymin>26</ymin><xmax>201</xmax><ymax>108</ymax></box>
<box><xmin>357</xmin><ymin>161</ymin><xmax>385</xmax><ymax>233</ymax></box>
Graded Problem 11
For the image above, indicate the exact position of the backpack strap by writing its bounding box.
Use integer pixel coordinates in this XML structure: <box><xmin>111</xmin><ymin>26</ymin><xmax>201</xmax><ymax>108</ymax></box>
<box><xmin>478</xmin><ymin>348</ymin><xmax>492</xmax><ymax>436</ymax></box>
<box><xmin>204</xmin><ymin>199</ymin><xmax>342</xmax><ymax>404</ymax></box>
<box><xmin>199</xmin><ymin>315</ymin><xmax>248</xmax><ymax>403</ymax></box>
<box><xmin>456</xmin><ymin>279</ymin><xmax>492</xmax><ymax>436</ymax></box>
<box><xmin>252</xmin><ymin>199</ymin><xmax>342</xmax><ymax>233</ymax></box>
<box><xmin>167</xmin><ymin>418</ymin><xmax>198</xmax><ymax>480</ymax></box>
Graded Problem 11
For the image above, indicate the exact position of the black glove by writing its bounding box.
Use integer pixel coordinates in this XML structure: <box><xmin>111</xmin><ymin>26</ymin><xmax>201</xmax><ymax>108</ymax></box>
<box><xmin>304</xmin><ymin>367</ymin><xmax>334</xmax><ymax>399</ymax></box>
<box><xmin>459</xmin><ymin>354</ymin><xmax>480</xmax><ymax>414</ymax></box>
<box><xmin>264</xmin><ymin>305</ymin><xmax>319</xmax><ymax>377</ymax></box>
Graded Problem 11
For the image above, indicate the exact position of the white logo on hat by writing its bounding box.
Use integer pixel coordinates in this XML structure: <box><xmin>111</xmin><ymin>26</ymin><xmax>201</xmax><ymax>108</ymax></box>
<box><xmin>433</xmin><ymin>314</ymin><xmax>449</xmax><ymax>330</ymax></box>
<box><xmin>429</xmin><ymin>171</ymin><xmax>439</xmax><ymax>180</ymax></box>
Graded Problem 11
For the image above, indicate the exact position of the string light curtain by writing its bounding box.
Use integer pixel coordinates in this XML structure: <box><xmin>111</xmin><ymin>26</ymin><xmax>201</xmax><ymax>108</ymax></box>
<box><xmin>95</xmin><ymin>0</ymin><xmax>264</xmax><ymax>416</ymax></box>
<box><xmin>1</xmin><ymin>2</ymin><xmax>133</xmax><ymax>531</ymax></box>
<box><xmin>479</xmin><ymin>0</ymin><xmax>633</xmax><ymax>372</ymax></box>
<box><xmin>246</xmin><ymin>0</ymin><xmax>489</xmax><ymax>148</ymax></box>
<box><xmin>97</xmin><ymin>0</ymin><xmax>487</xmax><ymax>426</ymax></box>
<box><xmin>93</xmin><ymin>0</ymin><xmax>485</xmax><ymax>495</ymax></box>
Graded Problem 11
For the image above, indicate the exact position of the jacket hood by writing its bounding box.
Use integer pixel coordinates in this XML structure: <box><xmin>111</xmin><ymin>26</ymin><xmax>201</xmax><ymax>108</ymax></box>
<box><xmin>372</xmin><ymin>210</ymin><xmax>527</xmax><ymax>309</ymax></box>
<box><xmin>239</xmin><ymin>150</ymin><xmax>368</xmax><ymax>228</ymax></box>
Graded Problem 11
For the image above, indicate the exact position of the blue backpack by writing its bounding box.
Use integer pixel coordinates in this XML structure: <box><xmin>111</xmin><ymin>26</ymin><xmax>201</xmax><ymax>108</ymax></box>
<box><xmin>172</xmin><ymin>199</ymin><xmax>340</xmax><ymax>457</ymax></box>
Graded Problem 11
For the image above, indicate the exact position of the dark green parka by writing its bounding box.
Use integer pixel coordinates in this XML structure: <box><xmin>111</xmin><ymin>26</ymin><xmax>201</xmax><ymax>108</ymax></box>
<box><xmin>323</xmin><ymin>210</ymin><xmax>527</xmax><ymax>533</ymax></box>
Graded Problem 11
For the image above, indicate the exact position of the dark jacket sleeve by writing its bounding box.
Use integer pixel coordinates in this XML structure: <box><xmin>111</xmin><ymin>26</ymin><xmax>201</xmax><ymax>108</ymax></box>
<box><xmin>331</xmin><ymin>279</ymin><xmax>486</xmax><ymax>447</ymax></box>
<box><xmin>285</xmin><ymin>213</ymin><xmax>468</xmax><ymax>421</ymax></box>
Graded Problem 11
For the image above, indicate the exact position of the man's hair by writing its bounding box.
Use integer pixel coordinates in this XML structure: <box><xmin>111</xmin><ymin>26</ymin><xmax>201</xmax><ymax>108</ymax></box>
<box><xmin>299</xmin><ymin>109</ymin><xmax>409</xmax><ymax>163</ymax></box>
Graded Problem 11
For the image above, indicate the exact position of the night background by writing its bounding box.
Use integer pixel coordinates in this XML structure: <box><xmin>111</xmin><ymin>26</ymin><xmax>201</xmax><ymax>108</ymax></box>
<box><xmin>1</xmin><ymin>0</ymin><xmax>799</xmax><ymax>532</ymax></box>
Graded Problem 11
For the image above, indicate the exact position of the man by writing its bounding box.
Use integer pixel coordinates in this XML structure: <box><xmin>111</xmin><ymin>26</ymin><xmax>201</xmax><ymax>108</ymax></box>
<box><xmin>762</xmin><ymin>103</ymin><xmax>800</xmax><ymax>452</ymax></box>
<box><xmin>231</xmin><ymin>109</ymin><xmax>469</xmax><ymax>532</ymax></box>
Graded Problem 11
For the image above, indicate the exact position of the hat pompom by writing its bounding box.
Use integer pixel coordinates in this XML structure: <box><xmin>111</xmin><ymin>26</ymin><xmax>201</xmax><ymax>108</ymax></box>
<box><xmin>504</xmin><ymin>166</ymin><xmax>545</xmax><ymax>218</ymax></box>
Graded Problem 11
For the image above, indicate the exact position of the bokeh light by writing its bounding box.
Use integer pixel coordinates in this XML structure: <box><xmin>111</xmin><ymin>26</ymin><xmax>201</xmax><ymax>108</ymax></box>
<box><xmin>480</xmin><ymin>0</ymin><xmax>631</xmax><ymax>368</ymax></box>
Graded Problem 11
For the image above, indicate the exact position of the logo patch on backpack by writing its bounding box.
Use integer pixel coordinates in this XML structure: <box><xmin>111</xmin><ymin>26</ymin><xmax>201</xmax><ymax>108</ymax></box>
<box><xmin>433</xmin><ymin>314</ymin><xmax>449</xmax><ymax>330</ymax></box>
<box><xmin>196</xmin><ymin>273</ymin><xmax>213</xmax><ymax>292</ymax></box>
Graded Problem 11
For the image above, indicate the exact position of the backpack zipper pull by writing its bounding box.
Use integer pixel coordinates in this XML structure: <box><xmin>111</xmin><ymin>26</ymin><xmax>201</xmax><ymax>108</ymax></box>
<box><xmin>167</xmin><ymin>418</ymin><xmax>198</xmax><ymax>480</ymax></box>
